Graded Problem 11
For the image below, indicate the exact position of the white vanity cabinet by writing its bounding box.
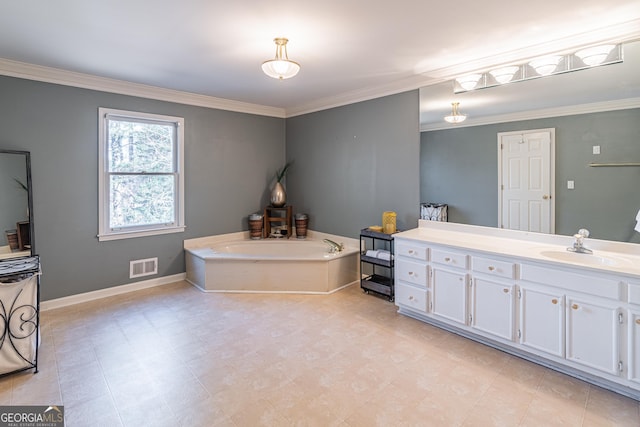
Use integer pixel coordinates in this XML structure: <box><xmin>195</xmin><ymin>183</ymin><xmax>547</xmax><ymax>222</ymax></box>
<box><xmin>431</xmin><ymin>248</ymin><xmax>468</xmax><ymax>325</ymax></box>
<box><xmin>394</xmin><ymin>222</ymin><xmax>640</xmax><ymax>399</ymax></box>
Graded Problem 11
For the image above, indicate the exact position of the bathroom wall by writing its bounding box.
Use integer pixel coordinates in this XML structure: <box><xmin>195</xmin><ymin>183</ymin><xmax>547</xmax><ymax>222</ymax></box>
<box><xmin>286</xmin><ymin>91</ymin><xmax>421</xmax><ymax>238</ymax></box>
<box><xmin>0</xmin><ymin>75</ymin><xmax>285</xmax><ymax>300</ymax></box>
<box><xmin>421</xmin><ymin>108</ymin><xmax>640</xmax><ymax>242</ymax></box>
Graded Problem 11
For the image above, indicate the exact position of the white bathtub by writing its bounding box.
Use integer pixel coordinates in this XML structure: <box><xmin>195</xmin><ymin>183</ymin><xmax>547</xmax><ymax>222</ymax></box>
<box><xmin>184</xmin><ymin>231</ymin><xmax>360</xmax><ymax>293</ymax></box>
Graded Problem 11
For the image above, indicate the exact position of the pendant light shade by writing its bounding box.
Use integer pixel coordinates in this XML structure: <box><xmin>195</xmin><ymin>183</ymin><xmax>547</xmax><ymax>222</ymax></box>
<box><xmin>262</xmin><ymin>38</ymin><xmax>300</xmax><ymax>80</ymax></box>
<box><xmin>444</xmin><ymin>102</ymin><xmax>467</xmax><ymax>124</ymax></box>
<box><xmin>575</xmin><ymin>44</ymin><xmax>615</xmax><ymax>66</ymax></box>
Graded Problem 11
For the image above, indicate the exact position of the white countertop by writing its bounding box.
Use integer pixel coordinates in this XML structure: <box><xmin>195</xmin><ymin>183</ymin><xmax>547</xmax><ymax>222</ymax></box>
<box><xmin>395</xmin><ymin>221</ymin><xmax>640</xmax><ymax>279</ymax></box>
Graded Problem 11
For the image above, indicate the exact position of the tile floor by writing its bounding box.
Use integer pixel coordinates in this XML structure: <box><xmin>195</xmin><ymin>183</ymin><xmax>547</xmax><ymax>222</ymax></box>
<box><xmin>0</xmin><ymin>281</ymin><xmax>638</xmax><ymax>426</ymax></box>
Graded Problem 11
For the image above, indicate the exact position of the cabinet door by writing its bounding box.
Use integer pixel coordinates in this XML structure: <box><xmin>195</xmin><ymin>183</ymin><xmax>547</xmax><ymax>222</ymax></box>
<box><xmin>520</xmin><ymin>287</ymin><xmax>565</xmax><ymax>358</ymax></box>
<box><xmin>629</xmin><ymin>311</ymin><xmax>640</xmax><ymax>384</ymax></box>
<box><xmin>471</xmin><ymin>277</ymin><xmax>515</xmax><ymax>341</ymax></box>
<box><xmin>432</xmin><ymin>267</ymin><xmax>468</xmax><ymax>325</ymax></box>
<box><xmin>566</xmin><ymin>296</ymin><xmax>620</xmax><ymax>375</ymax></box>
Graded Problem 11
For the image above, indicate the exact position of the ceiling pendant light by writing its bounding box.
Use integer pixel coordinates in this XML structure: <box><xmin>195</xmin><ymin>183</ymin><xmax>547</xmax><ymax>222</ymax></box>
<box><xmin>444</xmin><ymin>102</ymin><xmax>467</xmax><ymax>124</ymax></box>
<box><xmin>262</xmin><ymin>38</ymin><xmax>300</xmax><ymax>80</ymax></box>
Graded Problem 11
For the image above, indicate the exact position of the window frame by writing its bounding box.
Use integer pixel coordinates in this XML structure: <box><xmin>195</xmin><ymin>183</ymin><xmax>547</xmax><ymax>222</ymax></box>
<box><xmin>98</xmin><ymin>107</ymin><xmax>185</xmax><ymax>241</ymax></box>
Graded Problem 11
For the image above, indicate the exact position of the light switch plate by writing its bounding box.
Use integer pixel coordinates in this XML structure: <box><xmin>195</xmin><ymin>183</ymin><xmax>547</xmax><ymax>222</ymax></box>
<box><xmin>567</xmin><ymin>180</ymin><xmax>575</xmax><ymax>189</ymax></box>
<box><xmin>593</xmin><ymin>145</ymin><xmax>601</xmax><ymax>155</ymax></box>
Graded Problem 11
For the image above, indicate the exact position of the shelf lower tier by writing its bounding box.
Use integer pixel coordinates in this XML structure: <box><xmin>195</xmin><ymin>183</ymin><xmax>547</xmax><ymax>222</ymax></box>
<box><xmin>361</xmin><ymin>274</ymin><xmax>393</xmax><ymax>300</ymax></box>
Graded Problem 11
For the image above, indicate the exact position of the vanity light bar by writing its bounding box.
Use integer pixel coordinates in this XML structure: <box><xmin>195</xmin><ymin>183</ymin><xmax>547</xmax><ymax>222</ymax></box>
<box><xmin>453</xmin><ymin>43</ymin><xmax>623</xmax><ymax>93</ymax></box>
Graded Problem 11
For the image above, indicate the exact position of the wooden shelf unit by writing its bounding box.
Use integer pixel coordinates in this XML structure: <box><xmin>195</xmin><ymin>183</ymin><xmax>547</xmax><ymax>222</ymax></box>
<box><xmin>263</xmin><ymin>206</ymin><xmax>292</xmax><ymax>238</ymax></box>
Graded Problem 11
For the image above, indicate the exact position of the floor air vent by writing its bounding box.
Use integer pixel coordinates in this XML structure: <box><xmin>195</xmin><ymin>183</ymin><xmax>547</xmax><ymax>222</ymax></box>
<box><xmin>129</xmin><ymin>257</ymin><xmax>158</xmax><ymax>278</ymax></box>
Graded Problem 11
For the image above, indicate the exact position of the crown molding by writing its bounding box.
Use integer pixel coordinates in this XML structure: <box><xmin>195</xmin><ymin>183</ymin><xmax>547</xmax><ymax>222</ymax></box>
<box><xmin>420</xmin><ymin>98</ymin><xmax>640</xmax><ymax>132</ymax></box>
<box><xmin>0</xmin><ymin>58</ymin><xmax>286</xmax><ymax>118</ymax></box>
<box><xmin>284</xmin><ymin>74</ymin><xmax>431</xmax><ymax>118</ymax></box>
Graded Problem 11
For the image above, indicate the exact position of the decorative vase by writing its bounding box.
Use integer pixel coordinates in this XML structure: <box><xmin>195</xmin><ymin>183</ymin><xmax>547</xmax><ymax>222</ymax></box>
<box><xmin>271</xmin><ymin>182</ymin><xmax>286</xmax><ymax>207</ymax></box>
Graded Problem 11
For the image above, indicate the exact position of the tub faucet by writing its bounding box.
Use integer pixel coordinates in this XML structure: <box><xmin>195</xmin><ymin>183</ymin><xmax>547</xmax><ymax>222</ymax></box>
<box><xmin>323</xmin><ymin>239</ymin><xmax>344</xmax><ymax>253</ymax></box>
<box><xmin>567</xmin><ymin>228</ymin><xmax>593</xmax><ymax>254</ymax></box>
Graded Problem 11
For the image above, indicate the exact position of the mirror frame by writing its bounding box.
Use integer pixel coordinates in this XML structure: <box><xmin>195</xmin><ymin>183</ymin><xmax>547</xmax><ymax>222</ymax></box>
<box><xmin>0</xmin><ymin>149</ymin><xmax>35</xmax><ymax>257</ymax></box>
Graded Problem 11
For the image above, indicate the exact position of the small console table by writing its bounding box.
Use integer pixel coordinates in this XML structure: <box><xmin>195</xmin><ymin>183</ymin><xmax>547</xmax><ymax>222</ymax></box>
<box><xmin>263</xmin><ymin>206</ymin><xmax>292</xmax><ymax>238</ymax></box>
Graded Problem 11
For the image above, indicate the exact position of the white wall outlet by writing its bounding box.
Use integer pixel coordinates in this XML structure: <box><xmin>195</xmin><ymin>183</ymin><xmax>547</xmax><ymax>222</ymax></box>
<box><xmin>567</xmin><ymin>180</ymin><xmax>575</xmax><ymax>189</ymax></box>
<box><xmin>593</xmin><ymin>145</ymin><xmax>601</xmax><ymax>155</ymax></box>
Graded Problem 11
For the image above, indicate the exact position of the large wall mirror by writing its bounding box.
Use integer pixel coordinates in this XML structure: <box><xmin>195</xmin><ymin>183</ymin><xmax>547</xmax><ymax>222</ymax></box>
<box><xmin>0</xmin><ymin>149</ymin><xmax>35</xmax><ymax>259</ymax></box>
<box><xmin>419</xmin><ymin>40</ymin><xmax>640</xmax><ymax>243</ymax></box>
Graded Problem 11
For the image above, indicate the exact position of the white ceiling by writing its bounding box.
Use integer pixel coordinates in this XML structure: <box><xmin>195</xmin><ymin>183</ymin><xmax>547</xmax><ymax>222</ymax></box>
<box><xmin>1</xmin><ymin>0</ymin><xmax>639</xmax><ymax>118</ymax></box>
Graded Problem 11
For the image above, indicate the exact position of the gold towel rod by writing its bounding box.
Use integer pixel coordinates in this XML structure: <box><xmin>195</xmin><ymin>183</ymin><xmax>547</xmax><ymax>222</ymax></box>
<box><xmin>589</xmin><ymin>162</ymin><xmax>640</xmax><ymax>167</ymax></box>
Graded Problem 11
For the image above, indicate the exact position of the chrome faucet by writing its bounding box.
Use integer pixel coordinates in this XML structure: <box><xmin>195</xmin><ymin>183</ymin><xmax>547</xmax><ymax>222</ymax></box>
<box><xmin>567</xmin><ymin>228</ymin><xmax>593</xmax><ymax>254</ymax></box>
<box><xmin>322</xmin><ymin>239</ymin><xmax>344</xmax><ymax>253</ymax></box>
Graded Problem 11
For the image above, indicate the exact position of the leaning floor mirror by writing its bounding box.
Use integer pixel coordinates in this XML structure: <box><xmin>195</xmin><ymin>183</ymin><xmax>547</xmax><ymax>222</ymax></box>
<box><xmin>0</xmin><ymin>149</ymin><xmax>35</xmax><ymax>259</ymax></box>
<box><xmin>0</xmin><ymin>148</ymin><xmax>40</xmax><ymax>377</ymax></box>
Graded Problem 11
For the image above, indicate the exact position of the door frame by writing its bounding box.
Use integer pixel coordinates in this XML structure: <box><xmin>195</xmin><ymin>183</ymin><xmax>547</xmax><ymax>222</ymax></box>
<box><xmin>497</xmin><ymin>128</ymin><xmax>555</xmax><ymax>233</ymax></box>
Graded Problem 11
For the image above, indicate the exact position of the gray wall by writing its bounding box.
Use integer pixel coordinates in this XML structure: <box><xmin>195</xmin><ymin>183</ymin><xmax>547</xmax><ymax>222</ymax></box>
<box><xmin>286</xmin><ymin>91</ymin><xmax>421</xmax><ymax>238</ymax></box>
<box><xmin>0</xmin><ymin>76</ymin><xmax>285</xmax><ymax>300</ymax></box>
<box><xmin>421</xmin><ymin>108</ymin><xmax>640</xmax><ymax>242</ymax></box>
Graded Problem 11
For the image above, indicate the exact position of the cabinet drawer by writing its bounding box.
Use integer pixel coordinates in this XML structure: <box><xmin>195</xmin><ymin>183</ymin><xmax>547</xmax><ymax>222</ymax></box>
<box><xmin>395</xmin><ymin>242</ymin><xmax>428</xmax><ymax>261</ymax></box>
<box><xmin>396</xmin><ymin>259</ymin><xmax>428</xmax><ymax>287</ymax></box>
<box><xmin>472</xmin><ymin>256</ymin><xmax>516</xmax><ymax>279</ymax></box>
<box><xmin>520</xmin><ymin>263</ymin><xmax>622</xmax><ymax>300</ymax></box>
<box><xmin>431</xmin><ymin>248</ymin><xmax>467</xmax><ymax>269</ymax></box>
<box><xmin>396</xmin><ymin>282</ymin><xmax>428</xmax><ymax>312</ymax></box>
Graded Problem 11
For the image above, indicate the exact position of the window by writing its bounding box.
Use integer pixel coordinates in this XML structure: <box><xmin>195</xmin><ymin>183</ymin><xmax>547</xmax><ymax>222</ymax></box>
<box><xmin>98</xmin><ymin>108</ymin><xmax>185</xmax><ymax>241</ymax></box>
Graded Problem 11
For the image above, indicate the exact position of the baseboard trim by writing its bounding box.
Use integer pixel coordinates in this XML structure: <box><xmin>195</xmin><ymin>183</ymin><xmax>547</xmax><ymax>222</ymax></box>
<box><xmin>40</xmin><ymin>273</ymin><xmax>186</xmax><ymax>311</ymax></box>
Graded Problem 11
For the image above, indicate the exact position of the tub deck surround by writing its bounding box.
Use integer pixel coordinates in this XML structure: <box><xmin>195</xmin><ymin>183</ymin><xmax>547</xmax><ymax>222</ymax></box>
<box><xmin>401</xmin><ymin>220</ymin><xmax>640</xmax><ymax>277</ymax></box>
<box><xmin>184</xmin><ymin>230</ymin><xmax>359</xmax><ymax>293</ymax></box>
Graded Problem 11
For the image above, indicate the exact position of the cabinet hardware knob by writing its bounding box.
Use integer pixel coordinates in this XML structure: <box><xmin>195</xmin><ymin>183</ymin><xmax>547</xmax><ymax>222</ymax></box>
<box><xmin>488</xmin><ymin>266</ymin><xmax>496</xmax><ymax>271</ymax></box>
<box><xmin>636</xmin><ymin>319</ymin><xmax>640</xmax><ymax>325</ymax></box>
<box><xmin>409</xmin><ymin>296</ymin><xmax>414</xmax><ymax>301</ymax></box>
<box><xmin>572</xmin><ymin>304</ymin><xmax>579</xmax><ymax>310</ymax></box>
<box><xmin>551</xmin><ymin>299</ymin><xmax>558</xmax><ymax>304</ymax></box>
<box><xmin>408</xmin><ymin>250</ymin><xmax>414</xmax><ymax>254</ymax></box>
<box><xmin>503</xmin><ymin>288</ymin><xmax>509</xmax><ymax>293</ymax></box>
<box><xmin>542</xmin><ymin>195</ymin><xmax>549</xmax><ymax>200</ymax></box>
<box><xmin>408</xmin><ymin>272</ymin><xmax>414</xmax><ymax>276</ymax></box>
<box><xmin>444</xmin><ymin>257</ymin><xmax>451</xmax><ymax>262</ymax></box>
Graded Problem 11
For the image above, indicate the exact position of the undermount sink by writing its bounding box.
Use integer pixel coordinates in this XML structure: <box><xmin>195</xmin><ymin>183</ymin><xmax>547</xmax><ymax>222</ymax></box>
<box><xmin>539</xmin><ymin>250</ymin><xmax>629</xmax><ymax>267</ymax></box>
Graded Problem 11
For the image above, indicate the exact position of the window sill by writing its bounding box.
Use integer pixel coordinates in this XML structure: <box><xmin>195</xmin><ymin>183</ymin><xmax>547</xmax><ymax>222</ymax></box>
<box><xmin>98</xmin><ymin>226</ymin><xmax>185</xmax><ymax>242</ymax></box>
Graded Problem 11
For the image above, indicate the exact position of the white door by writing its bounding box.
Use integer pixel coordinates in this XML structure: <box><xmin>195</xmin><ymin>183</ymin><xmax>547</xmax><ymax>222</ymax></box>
<box><xmin>471</xmin><ymin>277</ymin><xmax>515</xmax><ymax>341</ymax></box>
<box><xmin>498</xmin><ymin>129</ymin><xmax>554</xmax><ymax>233</ymax></box>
